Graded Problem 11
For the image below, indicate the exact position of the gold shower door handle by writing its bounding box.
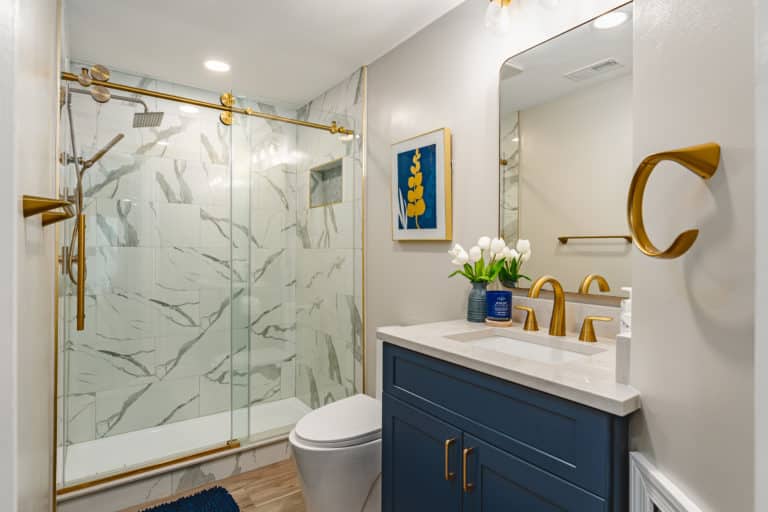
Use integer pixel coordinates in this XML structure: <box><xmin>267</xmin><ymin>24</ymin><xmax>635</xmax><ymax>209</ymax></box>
<box><xmin>444</xmin><ymin>438</ymin><xmax>456</xmax><ymax>481</ymax></box>
<box><xmin>462</xmin><ymin>447</ymin><xmax>474</xmax><ymax>493</ymax></box>
<box><xmin>627</xmin><ymin>143</ymin><xmax>720</xmax><ymax>259</ymax></box>
<box><xmin>76</xmin><ymin>214</ymin><xmax>86</xmax><ymax>331</ymax></box>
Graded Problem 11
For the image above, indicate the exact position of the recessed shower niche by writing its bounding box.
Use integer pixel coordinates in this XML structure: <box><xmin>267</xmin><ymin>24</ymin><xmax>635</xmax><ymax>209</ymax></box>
<box><xmin>310</xmin><ymin>157</ymin><xmax>347</xmax><ymax>208</ymax></box>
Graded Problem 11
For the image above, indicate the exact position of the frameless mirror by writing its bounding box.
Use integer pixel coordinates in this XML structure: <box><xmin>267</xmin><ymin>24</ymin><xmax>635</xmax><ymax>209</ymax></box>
<box><xmin>499</xmin><ymin>3</ymin><xmax>633</xmax><ymax>296</ymax></box>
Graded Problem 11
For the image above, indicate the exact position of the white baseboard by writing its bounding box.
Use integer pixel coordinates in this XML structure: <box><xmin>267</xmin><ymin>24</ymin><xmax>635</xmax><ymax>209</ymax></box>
<box><xmin>630</xmin><ymin>452</ymin><xmax>703</xmax><ymax>512</ymax></box>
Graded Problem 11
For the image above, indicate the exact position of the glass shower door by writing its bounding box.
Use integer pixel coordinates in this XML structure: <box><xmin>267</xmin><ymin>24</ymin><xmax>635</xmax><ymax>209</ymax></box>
<box><xmin>56</xmin><ymin>66</ymin><xmax>243</xmax><ymax>489</ymax></box>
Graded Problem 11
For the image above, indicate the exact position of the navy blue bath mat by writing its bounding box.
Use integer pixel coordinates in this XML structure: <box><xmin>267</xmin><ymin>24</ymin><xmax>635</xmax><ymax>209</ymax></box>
<box><xmin>141</xmin><ymin>486</ymin><xmax>239</xmax><ymax>512</ymax></box>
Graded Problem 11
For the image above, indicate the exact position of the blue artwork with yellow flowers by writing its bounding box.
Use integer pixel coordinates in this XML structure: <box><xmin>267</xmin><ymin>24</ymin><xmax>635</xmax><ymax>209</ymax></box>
<box><xmin>396</xmin><ymin>144</ymin><xmax>437</xmax><ymax>230</ymax></box>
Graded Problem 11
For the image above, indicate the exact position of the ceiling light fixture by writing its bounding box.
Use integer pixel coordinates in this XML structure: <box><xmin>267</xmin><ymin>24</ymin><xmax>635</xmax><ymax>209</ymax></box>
<box><xmin>593</xmin><ymin>11</ymin><xmax>629</xmax><ymax>30</ymax></box>
<box><xmin>485</xmin><ymin>0</ymin><xmax>512</xmax><ymax>35</ymax></box>
<box><xmin>204</xmin><ymin>60</ymin><xmax>231</xmax><ymax>73</ymax></box>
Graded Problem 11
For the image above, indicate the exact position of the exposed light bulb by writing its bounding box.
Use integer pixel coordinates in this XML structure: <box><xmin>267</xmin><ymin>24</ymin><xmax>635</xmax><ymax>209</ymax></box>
<box><xmin>485</xmin><ymin>0</ymin><xmax>512</xmax><ymax>35</ymax></box>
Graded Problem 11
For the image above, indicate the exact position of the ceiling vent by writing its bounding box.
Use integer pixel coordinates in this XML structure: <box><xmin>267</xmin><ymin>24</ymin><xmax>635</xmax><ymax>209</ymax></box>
<box><xmin>563</xmin><ymin>58</ymin><xmax>623</xmax><ymax>82</ymax></box>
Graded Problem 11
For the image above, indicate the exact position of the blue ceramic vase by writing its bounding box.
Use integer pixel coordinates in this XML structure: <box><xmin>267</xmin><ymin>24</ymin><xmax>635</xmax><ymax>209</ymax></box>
<box><xmin>467</xmin><ymin>282</ymin><xmax>488</xmax><ymax>323</ymax></box>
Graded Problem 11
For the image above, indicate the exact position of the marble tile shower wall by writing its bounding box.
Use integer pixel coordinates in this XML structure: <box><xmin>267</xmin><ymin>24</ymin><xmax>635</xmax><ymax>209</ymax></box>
<box><xmin>59</xmin><ymin>64</ymin><xmax>364</xmax><ymax>453</ymax></box>
<box><xmin>294</xmin><ymin>69</ymin><xmax>364</xmax><ymax>407</ymax></box>
<box><xmin>59</xmin><ymin>64</ymin><xmax>299</xmax><ymax>447</ymax></box>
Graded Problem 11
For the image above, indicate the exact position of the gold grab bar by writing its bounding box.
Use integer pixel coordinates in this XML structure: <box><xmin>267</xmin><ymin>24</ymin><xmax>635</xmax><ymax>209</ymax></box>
<box><xmin>76</xmin><ymin>214</ymin><xmax>86</xmax><ymax>331</ymax></box>
<box><xmin>558</xmin><ymin>235</ymin><xmax>632</xmax><ymax>245</ymax></box>
<box><xmin>444</xmin><ymin>438</ymin><xmax>456</xmax><ymax>481</ymax></box>
<box><xmin>22</xmin><ymin>195</ymin><xmax>75</xmax><ymax>226</ymax></box>
<box><xmin>627</xmin><ymin>143</ymin><xmax>720</xmax><ymax>259</ymax></box>
<box><xmin>61</xmin><ymin>72</ymin><xmax>353</xmax><ymax>135</ymax></box>
<box><xmin>462</xmin><ymin>447</ymin><xmax>474</xmax><ymax>493</ymax></box>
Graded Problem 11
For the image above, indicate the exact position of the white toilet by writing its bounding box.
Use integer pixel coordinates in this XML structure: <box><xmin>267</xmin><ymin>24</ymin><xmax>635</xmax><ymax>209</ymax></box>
<box><xmin>289</xmin><ymin>393</ymin><xmax>382</xmax><ymax>512</ymax></box>
<box><xmin>290</xmin><ymin>341</ymin><xmax>385</xmax><ymax>512</ymax></box>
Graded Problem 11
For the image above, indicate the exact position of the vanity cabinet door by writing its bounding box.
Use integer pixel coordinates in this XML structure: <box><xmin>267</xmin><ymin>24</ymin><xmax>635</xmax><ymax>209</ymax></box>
<box><xmin>382</xmin><ymin>395</ymin><xmax>463</xmax><ymax>512</ymax></box>
<box><xmin>462</xmin><ymin>434</ymin><xmax>607</xmax><ymax>512</ymax></box>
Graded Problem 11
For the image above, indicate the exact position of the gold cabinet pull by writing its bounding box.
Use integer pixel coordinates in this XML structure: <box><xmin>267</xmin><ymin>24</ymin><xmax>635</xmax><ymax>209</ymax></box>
<box><xmin>462</xmin><ymin>447</ymin><xmax>474</xmax><ymax>493</ymax></box>
<box><xmin>76</xmin><ymin>214</ymin><xmax>86</xmax><ymax>331</ymax></box>
<box><xmin>444</xmin><ymin>438</ymin><xmax>456</xmax><ymax>481</ymax></box>
<box><xmin>627</xmin><ymin>143</ymin><xmax>720</xmax><ymax>259</ymax></box>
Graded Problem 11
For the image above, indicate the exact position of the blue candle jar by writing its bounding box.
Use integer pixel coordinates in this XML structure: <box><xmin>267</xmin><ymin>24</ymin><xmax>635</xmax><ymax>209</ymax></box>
<box><xmin>486</xmin><ymin>290</ymin><xmax>512</xmax><ymax>321</ymax></box>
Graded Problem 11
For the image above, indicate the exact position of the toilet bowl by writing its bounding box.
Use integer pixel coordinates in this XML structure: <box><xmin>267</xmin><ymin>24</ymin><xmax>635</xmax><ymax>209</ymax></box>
<box><xmin>289</xmin><ymin>394</ymin><xmax>382</xmax><ymax>512</ymax></box>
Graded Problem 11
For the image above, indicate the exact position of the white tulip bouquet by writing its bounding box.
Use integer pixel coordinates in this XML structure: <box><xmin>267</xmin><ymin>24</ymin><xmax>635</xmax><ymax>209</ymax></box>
<box><xmin>448</xmin><ymin>236</ymin><xmax>531</xmax><ymax>284</ymax></box>
<box><xmin>499</xmin><ymin>239</ymin><xmax>532</xmax><ymax>286</ymax></box>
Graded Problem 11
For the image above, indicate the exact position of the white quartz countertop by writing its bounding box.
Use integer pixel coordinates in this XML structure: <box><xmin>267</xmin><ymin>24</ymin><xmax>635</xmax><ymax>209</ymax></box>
<box><xmin>377</xmin><ymin>320</ymin><xmax>640</xmax><ymax>416</ymax></box>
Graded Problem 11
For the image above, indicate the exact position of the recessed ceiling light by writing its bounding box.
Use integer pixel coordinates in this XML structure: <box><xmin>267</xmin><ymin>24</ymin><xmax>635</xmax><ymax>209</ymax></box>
<box><xmin>204</xmin><ymin>60</ymin><xmax>231</xmax><ymax>73</ymax></box>
<box><xmin>593</xmin><ymin>11</ymin><xmax>629</xmax><ymax>30</ymax></box>
<box><xmin>180</xmin><ymin>105</ymin><xmax>199</xmax><ymax>114</ymax></box>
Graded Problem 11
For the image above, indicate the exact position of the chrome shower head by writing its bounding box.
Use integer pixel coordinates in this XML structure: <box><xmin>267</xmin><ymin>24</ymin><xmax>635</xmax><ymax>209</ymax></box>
<box><xmin>133</xmin><ymin>111</ymin><xmax>164</xmax><ymax>128</ymax></box>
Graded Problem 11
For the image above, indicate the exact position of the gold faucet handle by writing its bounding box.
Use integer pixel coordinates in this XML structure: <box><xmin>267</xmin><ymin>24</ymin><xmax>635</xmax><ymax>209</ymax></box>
<box><xmin>578</xmin><ymin>316</ymin><xmax>613</xmax><ymax>343</ymax></box>
<box><xmin>515</xmin><ymin>306</ymin><xmax>539</xmax><ymax>332</ymax></box>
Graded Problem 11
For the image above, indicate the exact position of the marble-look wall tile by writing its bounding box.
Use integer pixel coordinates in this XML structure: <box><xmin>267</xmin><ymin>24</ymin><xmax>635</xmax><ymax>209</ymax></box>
<box><xmin>67</xmin><ymin>335</ymin><xmax>156</xmax><ymax>395</ymax></box>
<box><xmin>57</xmin><ymin>473</ymin><xmax>173</xmax><ymax>512</ymax></box>
<box><xmin>169</xmin><ymin>440</ymin><xmax>291</xmax><ymax>495</ymax></box>
<box><xmin>65</xmin><ymin>394</ymin><xmax>96</xmax><ymax>444</ymax></box>
<box><xmin>95</xmin><ymin>377</ymin><xmax>200</xmax><ymax>439</ymax></box>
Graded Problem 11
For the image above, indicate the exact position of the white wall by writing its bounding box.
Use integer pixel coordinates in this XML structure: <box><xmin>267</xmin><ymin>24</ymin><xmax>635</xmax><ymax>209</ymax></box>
<box><xmin>519</xmin><ymin>74</ymin><xmax>633</xmax><ymax>291</ymax></box>
<box><xmin>630</xmin><ymin>1</ymin><xmax>754</xmax><ymax>511</ymax></box>
<box><xmin>757</xmin><ymin>0</ymin><xmax>768</xmax><ymax>507</ymax></box>
<box><xmin>366</xmin><ymin>0</ymin><xmax>626</xmax><ymax>392</ymax></box>
<box><xmin>0</xmin><ymin>3</ymin><xmax>19</xmax><ymax>510</ymax></box>
<box><xmin>0</xmin><ymin>0</ymin><xmax>59</xmax><ymax>510</ymax></box>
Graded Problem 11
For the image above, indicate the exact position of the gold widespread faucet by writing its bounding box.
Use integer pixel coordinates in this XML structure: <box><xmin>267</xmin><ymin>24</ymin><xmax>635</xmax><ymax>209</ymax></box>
<box><xmin>578</xmin><ymin>274</ymin><xmax>610</xmax><ymax>295</ymax></box>
<box><xmin>528</xmin><ymin>276</ymin><xmax>566</xmax><ymax>336</ymax></box>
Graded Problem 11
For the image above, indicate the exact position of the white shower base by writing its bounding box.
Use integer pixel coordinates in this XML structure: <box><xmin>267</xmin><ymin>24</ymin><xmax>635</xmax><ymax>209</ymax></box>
<box><xmin>57</xmin><ymin>397</ymin><xmax>311</xmax><ymax>487</ymax></box>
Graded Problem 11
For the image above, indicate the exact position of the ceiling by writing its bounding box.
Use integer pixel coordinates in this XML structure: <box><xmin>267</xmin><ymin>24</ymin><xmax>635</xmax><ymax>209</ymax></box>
<box><xmin>63</xmin><ymin>0</ymin><xmax>465</xmax><ymax>107</ymax></box>
<box><xmin>500</xmin><ymin>3</ymin><xmax>633</xmax><ymax>115</ymax></box>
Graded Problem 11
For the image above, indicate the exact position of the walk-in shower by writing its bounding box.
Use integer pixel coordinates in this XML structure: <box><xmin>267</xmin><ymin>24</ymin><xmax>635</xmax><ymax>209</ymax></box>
<box><xmin>55</xmin><ymin>61</ymin><xmax>364</xmax><ymax>494</ymax></box>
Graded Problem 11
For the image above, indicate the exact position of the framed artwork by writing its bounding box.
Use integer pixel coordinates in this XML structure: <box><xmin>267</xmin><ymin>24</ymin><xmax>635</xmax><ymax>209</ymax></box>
<box><xmin>391</xmin><ymin>128</ymin><xmax>452</xmax><ymax>241</ymax></box>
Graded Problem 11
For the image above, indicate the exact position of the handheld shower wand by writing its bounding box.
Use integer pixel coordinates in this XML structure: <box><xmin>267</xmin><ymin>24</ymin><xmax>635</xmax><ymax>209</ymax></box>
<box><xmin>65</xmin><ymin>132</ymin><xmax>125</xmax><ymax>330</ymax></box>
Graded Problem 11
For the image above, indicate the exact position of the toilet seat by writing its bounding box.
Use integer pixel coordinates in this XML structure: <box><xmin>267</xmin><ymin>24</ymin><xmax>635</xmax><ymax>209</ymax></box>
<box><xmin>294</xmin><ymin>394</ymin><xmax>381</xmax><ymax>448</ymax></box>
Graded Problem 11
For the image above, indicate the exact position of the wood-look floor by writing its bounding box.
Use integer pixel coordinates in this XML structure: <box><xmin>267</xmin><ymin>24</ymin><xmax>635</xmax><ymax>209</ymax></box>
<box><xmin>123</xmin><ymin>459</ymin><xmax>305</xmax><ymax>512</ymax></box>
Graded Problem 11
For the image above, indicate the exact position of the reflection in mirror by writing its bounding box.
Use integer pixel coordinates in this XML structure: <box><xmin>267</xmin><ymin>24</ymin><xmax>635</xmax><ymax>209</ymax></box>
<box><xmin>499</xmin><ymin>3</ymin><xmax>633</xmax><ymax>295</ymax></box>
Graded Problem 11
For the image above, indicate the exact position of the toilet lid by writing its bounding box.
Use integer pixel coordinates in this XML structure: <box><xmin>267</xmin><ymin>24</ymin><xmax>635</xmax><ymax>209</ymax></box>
<box><xmin>294</xmin><ymin>395</ymin><xmax>381</xmax><ymax>448</ymax></box>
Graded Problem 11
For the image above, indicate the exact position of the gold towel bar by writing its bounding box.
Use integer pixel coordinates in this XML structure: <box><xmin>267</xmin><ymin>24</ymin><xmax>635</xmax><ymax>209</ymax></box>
<box><xmin>558</xmin><ymin>235</ymin><xmax>632</xmax><ymax>244</ymax></box>
<box><xmin>627</xmin><ymin>143</ymin><xmax>721</xmax><ymax>259</ymax></box>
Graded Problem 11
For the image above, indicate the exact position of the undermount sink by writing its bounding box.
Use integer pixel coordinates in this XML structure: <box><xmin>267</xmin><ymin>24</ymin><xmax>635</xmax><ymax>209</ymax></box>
<box><xmin>445</xmin><ymin>328</ymin><xmax>605</xmax><ymax>364</ymax></box>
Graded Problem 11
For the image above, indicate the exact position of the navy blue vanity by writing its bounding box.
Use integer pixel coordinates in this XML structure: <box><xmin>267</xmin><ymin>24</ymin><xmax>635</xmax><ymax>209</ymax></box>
<box><xmin>382</xmin><ymin>343</ymin><xmax>630</xmax><ymax>511</ymax></box>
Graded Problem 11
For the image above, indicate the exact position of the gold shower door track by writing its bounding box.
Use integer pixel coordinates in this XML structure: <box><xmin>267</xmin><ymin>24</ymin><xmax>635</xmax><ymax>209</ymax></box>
<box><xmin>60</xmin><ymin>72</ymin><xmax>354</xmax><ymax>135</ymax></box>
<box><xmin>56</xmin><ymin>439</ymin><xmax>242</xmax><ymax>496</ymax></box>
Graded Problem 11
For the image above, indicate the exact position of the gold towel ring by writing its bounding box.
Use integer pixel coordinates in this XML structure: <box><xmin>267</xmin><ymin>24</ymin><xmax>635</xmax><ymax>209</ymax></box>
<box><xmin>627</xmin><ymin>143</ymin><xmax>721</xmax><ymax>259</ymax></box>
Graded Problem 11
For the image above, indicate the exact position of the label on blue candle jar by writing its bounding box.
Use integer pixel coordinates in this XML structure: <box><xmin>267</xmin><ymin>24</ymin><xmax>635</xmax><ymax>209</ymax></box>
<box><xmin>486</xmin><ymin>291</ymin><xmax>512</xmax><ymax>321</ymax></box>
